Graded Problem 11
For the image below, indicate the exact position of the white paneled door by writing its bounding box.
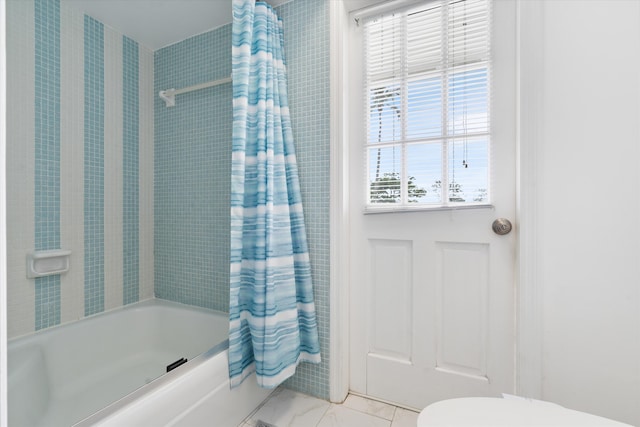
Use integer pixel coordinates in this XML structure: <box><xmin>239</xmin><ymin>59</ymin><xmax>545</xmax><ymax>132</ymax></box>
<box><xmin>348</xmin><ymin>1</ymin><xmax>517</xmax><ymax>409</ymax></box>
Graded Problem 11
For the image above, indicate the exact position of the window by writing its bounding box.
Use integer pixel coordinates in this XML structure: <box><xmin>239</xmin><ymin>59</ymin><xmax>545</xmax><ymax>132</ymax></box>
<box><xmin>363</xmin><ymin>0</ymin><xmax>491</xmax><ymax>209</ymax></box>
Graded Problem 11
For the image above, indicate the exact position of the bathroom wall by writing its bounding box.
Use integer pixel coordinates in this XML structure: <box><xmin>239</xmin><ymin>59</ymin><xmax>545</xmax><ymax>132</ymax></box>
<box><xmin>154</xmin><ymin>0</ymin><xmax>330</xmax><ymax>399</ymax></box>
<box><xmin>524</xmin><ymin>1</ymin><xmax>640</xmax><ymax>424</ymax></box>
<box><xmin>276</xmin><ymin>0</ymin><xmax>330</xmax><ymax>399</ymax></box>
<box><xmin>7</xmin><ymin>0</ymin><xmax>330</xmax><ymax>398</ymax></box>
<box><xmin>154</xmin><ymin>22</ymin><xmax>232</xmax><ymax>312</ymax></box>
<box><xmin>6</xmin><ymin>0</ymin><xmax>154</xmax><ymax>339</ymax></box>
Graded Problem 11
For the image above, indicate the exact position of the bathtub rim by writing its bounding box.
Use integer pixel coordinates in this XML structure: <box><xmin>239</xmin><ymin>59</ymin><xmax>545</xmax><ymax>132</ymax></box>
<box><xmin>7</xmin><ymin>297</ymin><xmax>228</xmax><ymax>344</ymax></box>
<box><xmin>74</xmin><ymin>337</ymin><xmax>231</xmax><ymax>426</ymax></box>
<box><xmin>7</xmin><ymin>298</ymin><xmax>231</xmax><ymax>427</ymax></box>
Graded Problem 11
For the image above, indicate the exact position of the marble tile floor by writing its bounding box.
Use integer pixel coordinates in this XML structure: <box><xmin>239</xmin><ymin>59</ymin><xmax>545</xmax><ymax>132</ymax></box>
<box><xmin>239</xmin><ymin>388</ymin><xmax>420</xmax><ymax>427</ymax></box>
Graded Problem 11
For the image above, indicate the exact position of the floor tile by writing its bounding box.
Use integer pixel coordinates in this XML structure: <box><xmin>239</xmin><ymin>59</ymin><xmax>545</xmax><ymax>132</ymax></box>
<box><xmin>248</xmin><ymin>388</ymin><xmax>331</xmax><ymax>427</ymax></box>
<box><xmin>391</xmin><ymin>407</ymin><xmax>420</xmax><ymax>427</ymax></box>
<box><xmin>317</xmin><ymin>405</ymin><xmax>392</xmax><ymax>427</ymax></box>
<box><xmin>343</xmin><ymin>394</ymin><xmax>396</xmax><ymax>421</ymax></box>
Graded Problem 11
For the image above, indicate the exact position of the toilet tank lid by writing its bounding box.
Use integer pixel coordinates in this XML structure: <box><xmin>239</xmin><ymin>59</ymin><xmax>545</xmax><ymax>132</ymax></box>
<box><xmin>417</xmin><ymin>397</ymin><xmax>632</xmax><ymax>427</ymax></box>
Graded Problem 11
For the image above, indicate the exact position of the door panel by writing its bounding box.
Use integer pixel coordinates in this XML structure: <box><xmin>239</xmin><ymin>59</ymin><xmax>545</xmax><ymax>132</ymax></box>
<box><xmin>436</xmin><ymin>242</ymin><xmax>488</xmax><ymax>379</ymax></box>
<box><xmin>369</xmin><ymin>239</ymin><xmax>413</xmax><ymax>362</ymax></box>
<box><xmin>348</xmin><ymin>0</ymin><xmax>517</xmax><ymax>409</ymax></box>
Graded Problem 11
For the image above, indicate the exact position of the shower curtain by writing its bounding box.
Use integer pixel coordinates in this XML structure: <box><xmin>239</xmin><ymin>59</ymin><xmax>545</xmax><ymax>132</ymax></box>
<box><xmin>228</xmin><ymin>0</ymin><xmax>321</xmax><ymax>389</ymax></box>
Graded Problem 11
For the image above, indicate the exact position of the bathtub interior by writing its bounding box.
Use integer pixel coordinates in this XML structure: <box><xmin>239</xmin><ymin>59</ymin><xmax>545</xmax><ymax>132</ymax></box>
<box><xmin>8</xmin><ymin>299</ymin><xmax>229</xmax><ymax>427</ymax></box>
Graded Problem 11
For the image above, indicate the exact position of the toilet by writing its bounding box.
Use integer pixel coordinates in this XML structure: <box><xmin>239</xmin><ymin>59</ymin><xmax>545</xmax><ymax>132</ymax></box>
<box><xmin>417</xmin><ymin>396</ymin><xmax>633</xmax><ymax>426</ymax></box>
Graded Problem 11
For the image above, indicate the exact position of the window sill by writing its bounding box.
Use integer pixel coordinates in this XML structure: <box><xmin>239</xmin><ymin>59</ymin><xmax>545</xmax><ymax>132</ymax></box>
<box><xmin>363</xmin><ymin>203</ymin><xmax>494</xmax><ymax>215</ymax></box>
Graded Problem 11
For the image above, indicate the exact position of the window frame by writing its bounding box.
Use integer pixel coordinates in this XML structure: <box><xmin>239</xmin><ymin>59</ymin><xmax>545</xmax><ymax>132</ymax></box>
<box><xmin>362</xmin><ymin>0</ymin><xmax>492</xmax><ymax>213</ymax></box>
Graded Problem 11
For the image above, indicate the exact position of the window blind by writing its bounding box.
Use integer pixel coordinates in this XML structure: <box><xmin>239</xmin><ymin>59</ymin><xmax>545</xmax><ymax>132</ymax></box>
<box><xmin>364</xmin><ymin>0</ymin><xmax>491</xmax><ymax>207</ymax></box>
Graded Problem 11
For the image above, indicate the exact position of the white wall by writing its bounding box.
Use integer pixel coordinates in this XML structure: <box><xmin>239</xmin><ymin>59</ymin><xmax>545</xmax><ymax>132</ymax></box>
<box><xmin>6</xmin><ymin>0</ymin><xmax>155</xmax><ymax>338</ymax></box>
<box><xmin>1</xmin><ymin>1</ymin><xmax>8</xmax><ymax>424</ymax></box>
<box><xmin>525</xmin><ymin>1</ymin><xmax>640</xmax><ymax>424</ymax></box>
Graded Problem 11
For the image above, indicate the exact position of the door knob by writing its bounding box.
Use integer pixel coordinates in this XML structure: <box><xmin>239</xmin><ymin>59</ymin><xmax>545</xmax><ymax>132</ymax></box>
<box><xmin>492</xmin><ymin>218</ymin><xmax>512</xmax><ymax>235</ymax></box>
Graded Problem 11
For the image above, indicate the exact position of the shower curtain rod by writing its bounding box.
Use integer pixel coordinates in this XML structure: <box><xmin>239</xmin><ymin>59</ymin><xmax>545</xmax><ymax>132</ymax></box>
<box><xmin>159</xmin><ymin>76</ymin><xmax>232</xmax><ymax>107</ymax></box>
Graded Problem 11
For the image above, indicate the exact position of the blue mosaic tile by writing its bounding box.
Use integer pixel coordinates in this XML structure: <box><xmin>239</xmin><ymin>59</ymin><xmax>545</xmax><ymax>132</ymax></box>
<box><xmin>154</xmin><ymin>0</ymin><xmax>330</xmax><ymax>399</ymax></box>
<box><xmin>34</xmin><ymin>0</ymin><xmax>61</xmax><ymax>330</ymax></box>
<box><xmin>154</xmin><ymin>24</ymin><xmax>233</xmax><ymax>313</ymax></box>
<box><xmin>84</xmin><ymin>15</ymin><xmax>105</xmax><ymax>316</ymax></box>
<box><xmin>276</xmin><ymin>0</ymin><xmax>330</xmax><ymax>400</ymax></box>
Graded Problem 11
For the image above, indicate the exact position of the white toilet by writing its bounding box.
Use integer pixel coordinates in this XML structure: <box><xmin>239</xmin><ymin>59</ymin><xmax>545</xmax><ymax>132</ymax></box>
<box><xmin>417</xmin><ymin>396</ymin><xmax>633</xmax><ymax>426</ymax></box>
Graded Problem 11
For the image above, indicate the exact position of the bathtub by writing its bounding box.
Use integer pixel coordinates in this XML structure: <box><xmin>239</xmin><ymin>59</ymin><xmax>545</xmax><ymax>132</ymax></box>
<box><xmin>8</xmin><ymin>299</ymin><xmax>272</xmax><ymax>426</ymax></box>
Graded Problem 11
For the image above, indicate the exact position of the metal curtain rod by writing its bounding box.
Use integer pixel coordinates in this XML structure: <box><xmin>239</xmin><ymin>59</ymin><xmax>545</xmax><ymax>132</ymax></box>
<box><xmin>159</xmin><ymin>76</ymin><xmax>232</xmax><ymax>107</ymax></box>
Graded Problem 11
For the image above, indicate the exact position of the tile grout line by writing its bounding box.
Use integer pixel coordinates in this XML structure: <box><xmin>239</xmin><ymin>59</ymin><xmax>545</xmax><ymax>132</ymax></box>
<box><xmin>343</xmin><ymin>405</ymin><xmax>396</xmax><ymax>422</ymax></box>
<box><xmin>313</xmin><ymin>401</ymin><xmax>333</xmax><ymax>427</ymax></box>
<box><xmin>342</xmin><ymin>393</ymin><xmax>404</xmax><ymax>422</ymax></box>
<box><xmin>240</xmin><ymin>386</ymin><xmax>285</xmax><ymax>427</ymax></box>
<box><xmin>240</xmin><ymin>389</ymin><xmax>420</xmax><ymax>427</ymax></box>
<box><xmin>349</xmin><ymin>406</ymin><xmax>395</xmax><ymax>425</ymax></box>
<box><xmin>348</xmin><ymin>391</ymin><xmax>421</xmax><ymax>413</ymax></box>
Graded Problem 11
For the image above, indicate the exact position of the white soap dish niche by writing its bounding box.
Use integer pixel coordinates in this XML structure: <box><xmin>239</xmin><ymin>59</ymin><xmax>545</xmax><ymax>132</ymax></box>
<box><xmin>27</xmin><ymin>249</ymin><xmax>71</xmax><ymax>278</ymax></box>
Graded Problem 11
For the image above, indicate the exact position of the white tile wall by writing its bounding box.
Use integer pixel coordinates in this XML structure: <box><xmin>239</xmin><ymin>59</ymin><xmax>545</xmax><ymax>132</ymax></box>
<box><xmin>60</xmin><ymin>1</ymin><xmax>85</xmax><ymax>324</ymax></box>
<box><xmin>6</xmin><ymin>0</ymin><xmax>35</xmax><ymax>338</ymax></box>
<box><xmin>6</xmin><ymin>2</ymin><xmax>155</xmax><ymax>338</ymax></box>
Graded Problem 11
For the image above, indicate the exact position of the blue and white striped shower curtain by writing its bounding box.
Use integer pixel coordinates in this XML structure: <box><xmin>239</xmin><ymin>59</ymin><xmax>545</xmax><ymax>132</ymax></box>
<box><xmin>228</xmin><ymin>0</ymin><xmax>321</xmax><ymax>389</ymax></box>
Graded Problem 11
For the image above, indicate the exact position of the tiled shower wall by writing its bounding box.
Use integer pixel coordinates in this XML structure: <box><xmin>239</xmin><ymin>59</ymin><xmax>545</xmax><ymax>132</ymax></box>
<box><xmin>154</xmin><ymin>24</ymin><xmax>233</xmax><ymax>312</ymax></box>
<box><xmin>154</xmin><ymin>0</ymin><xmax>330</xmax><ymax>399</ymax></box>
<box><xmin>7</xmin><ymin>0</ymin><xmax>330</xmax><ymax>398</ymax></box>
<box><xmin>277</xmin><ymin>0</ymin><xmax>330</xmax><ymax>400</ymax></box>
<box><xmin>6</xmin><ymin>0</ymin><xmax>155</xmax><ymax>338</ymax></box>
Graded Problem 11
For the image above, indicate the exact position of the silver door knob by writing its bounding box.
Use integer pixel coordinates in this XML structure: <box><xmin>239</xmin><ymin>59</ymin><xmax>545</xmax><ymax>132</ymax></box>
<box><xmin>492</xmin><ymin>218</ymin><xmax>512</xmax><ymax>235</ymax></box>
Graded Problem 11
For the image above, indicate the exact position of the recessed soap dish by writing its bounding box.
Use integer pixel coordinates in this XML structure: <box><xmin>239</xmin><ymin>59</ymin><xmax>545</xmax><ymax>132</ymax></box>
<box><xmin>26</xmin><ymin>249</ymin><xmax>72</xmax><ymax>278</ymax></box>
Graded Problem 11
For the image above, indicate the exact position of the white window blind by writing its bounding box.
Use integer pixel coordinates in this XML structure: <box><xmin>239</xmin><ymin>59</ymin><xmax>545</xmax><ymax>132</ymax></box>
<box><xmin>364</xmin><ymin>0</ymin><xmax>491</xmax><ymax>208</ymax></box>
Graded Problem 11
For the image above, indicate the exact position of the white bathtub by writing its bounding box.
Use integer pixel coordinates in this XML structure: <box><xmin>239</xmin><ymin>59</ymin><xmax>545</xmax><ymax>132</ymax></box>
<box><xmin>8</xmin><ymin>299</ymin><xmax>272</xmax><ymax>426</ymax></box>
